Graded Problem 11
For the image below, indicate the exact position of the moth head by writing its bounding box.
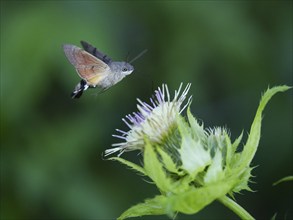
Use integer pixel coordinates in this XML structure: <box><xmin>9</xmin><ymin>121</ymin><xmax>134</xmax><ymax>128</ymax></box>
<box><xmin>121</xmin><ymin>62</ymin><xmax>134</xmax><ymax>75</ymax></box>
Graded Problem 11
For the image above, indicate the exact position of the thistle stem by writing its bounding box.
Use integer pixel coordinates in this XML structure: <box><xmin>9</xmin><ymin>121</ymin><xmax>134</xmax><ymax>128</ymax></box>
<box><xmin>218</xmin><ymin>196</ymin><xmax>255</xmax><ymax>220</ymax></box>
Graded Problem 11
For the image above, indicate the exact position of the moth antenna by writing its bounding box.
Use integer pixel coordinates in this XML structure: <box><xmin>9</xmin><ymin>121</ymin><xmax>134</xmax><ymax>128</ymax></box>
<box><xmin>125</xmin><ymin>51</ymin><xmax>131</xmax><ymax>63</ymax></box>
<box><xmin>129</xmin><ymin>49</ymin><xmax>148</xmax><ymax>64</ymax></box>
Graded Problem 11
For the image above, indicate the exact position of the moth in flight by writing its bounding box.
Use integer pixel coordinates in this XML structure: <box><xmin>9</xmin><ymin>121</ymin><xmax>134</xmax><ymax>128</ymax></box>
<box><xmin>63</xmin><ymin>41</ymin><xmax>134</xmax><ymax>99</ymax></box>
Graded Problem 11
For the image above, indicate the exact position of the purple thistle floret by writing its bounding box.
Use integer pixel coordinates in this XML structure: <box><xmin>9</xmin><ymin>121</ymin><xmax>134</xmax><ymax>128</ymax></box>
<box><xmin>105</xmin><ymin>83</ymin><xmax>192</xmax><ymax>156</ymax></box>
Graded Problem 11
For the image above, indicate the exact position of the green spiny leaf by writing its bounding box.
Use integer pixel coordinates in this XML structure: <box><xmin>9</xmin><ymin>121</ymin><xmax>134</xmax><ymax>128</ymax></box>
<box><xmin>232</xmin><ymin>131</ymin><xmax>243</xmax><ymax>153</ymax></box>
<box><xmin>273</xmin><ymin>176</ymin><xmax>293</xmax><ymax>186</ymax></box>
<box><xmin>241</xmin><ymin>86</ymin><xmax>291</xmax><ymax>169</ymax></box>
<box><xmin>108</xmin><ymin>157</ymin><xmax>146</xmax><ymax>175</ymax></box>
<box><xmin>167</xmin><ymin>179</ymin><xmax>236</xmax><ymax>214</ymax></box>
<box><xmin>225</xmin><ymin>134</ymin><xmax>234</xmax><ymax>169</ymax></box>
<box><xmin>156</xmin><ymin>147</ymin><xmax>179</xmax><ymax>174</ymax></box>
<box><xmin>144</xmin><ymin>139</ymin><xmax>173</xmax><ymax>193</ymax></box>
<box><xmin>177</xmin><ymin>115</ymin><xmax>211</xmax><ymax>179</ymax></box>
<box><xmin>117</xmin><ymin>195</ymin><xmax>168</xmax><ymax>220</ymax></box>
<box><xmin>232</xmin><ymin>167</ymin><xmax>254</xmax><ymax>193</ymax></box>
<box><xmin>204</xmin><ymin>149</ymin><xmax>225</xmax><ymax>184</ymax></box>
<box><xmin>187</xmin><ymin>106</ymin><xmax>206</xmax><ymax>142</ymax></box>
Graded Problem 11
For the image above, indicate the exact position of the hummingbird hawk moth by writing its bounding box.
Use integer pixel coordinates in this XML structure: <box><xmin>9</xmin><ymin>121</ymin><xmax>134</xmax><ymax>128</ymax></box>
<box><xmin>63</xmin><ymin>41</ymin><xmax>134</xmax><ymax>99</ymax></box>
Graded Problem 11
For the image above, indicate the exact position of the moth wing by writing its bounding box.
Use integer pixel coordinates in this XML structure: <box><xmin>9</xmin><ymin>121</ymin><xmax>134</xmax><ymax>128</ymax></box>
<box><xmin>80</xmin><ymin>41</ymin><xmax>112</xmax><ymax>64</ymax></box>
<box><xmin>76</xmin><ymin>65</ymin><xmax>110</xmax><ymax>85</ymax></box>
<box><xmin>63</xmin><ymin>44</ymin><xmax>110</xmax><ymax>85</ymax></box>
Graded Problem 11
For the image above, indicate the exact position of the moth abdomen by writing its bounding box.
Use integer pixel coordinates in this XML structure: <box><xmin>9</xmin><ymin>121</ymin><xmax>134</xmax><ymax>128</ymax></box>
<box><xmin>71</xmin><ymin>79</ymin><xmax>89</xmax><ymax>99</ymax></box>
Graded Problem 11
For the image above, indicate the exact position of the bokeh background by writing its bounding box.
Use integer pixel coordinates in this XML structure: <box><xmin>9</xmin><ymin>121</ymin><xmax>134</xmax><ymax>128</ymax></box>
<box><xmin>1</xmin><ymin>1</ymin><xmax>292</xmax><ymax>219</ymax></box>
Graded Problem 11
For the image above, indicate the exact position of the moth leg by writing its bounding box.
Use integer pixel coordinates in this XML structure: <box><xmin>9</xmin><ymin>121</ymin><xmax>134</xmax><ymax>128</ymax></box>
<box><xmin>98</xmin><ymin>87</ymin><xmax>110</xmax><ymax>94</ymax></box>
<box><xmin>90</xmin><ymin>87</ymin><xmax>110</xmax><ymax>98</ymax></box>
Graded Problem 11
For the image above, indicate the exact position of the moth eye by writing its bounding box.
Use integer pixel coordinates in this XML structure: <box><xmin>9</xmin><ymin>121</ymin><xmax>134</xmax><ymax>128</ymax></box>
<box><xmin>122</xmin><ymin>68</ymin><xmax>128</xmax><ymax>72</ymax></box>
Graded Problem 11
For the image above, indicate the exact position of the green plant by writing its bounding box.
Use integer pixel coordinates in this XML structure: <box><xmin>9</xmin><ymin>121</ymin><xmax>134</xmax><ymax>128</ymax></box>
<box><xmin>106</xmin><ymin>83</ymin><xmax>291</xmax><ymax>220</ymax></box>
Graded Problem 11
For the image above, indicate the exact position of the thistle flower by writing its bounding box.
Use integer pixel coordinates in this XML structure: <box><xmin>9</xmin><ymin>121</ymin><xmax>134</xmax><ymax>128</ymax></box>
<box><xmin>105</xmin><ymin>83</ymin><xmax>192</xmax><ymax>156</ymax></box>
<box><xmin>106</xmin><ymin>83</ymin><xmax>290</xmax><ymax>220</ymax></box>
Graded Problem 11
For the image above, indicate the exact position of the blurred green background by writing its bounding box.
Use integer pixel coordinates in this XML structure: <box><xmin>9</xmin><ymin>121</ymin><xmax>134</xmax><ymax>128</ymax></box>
<box><xmin>1</xmin><ymin>1</ymin><xmax>292</xmax><ymax>219</ymax></box>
